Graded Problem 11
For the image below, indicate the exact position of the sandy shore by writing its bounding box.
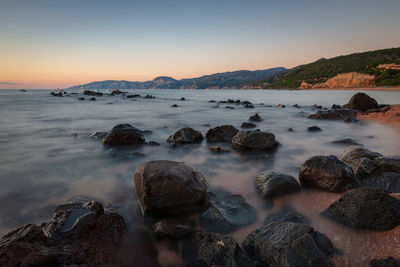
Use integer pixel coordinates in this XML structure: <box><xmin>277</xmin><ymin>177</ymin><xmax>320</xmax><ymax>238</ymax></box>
<box><xmin>357</xmin><ymin>105</ymin><xmax>400</xmax><ymax>129</ymax></box>
<box><xmin>300</xmin><ymin>87</ymin><xmax>400</xmax><ymax>91</ymax></box>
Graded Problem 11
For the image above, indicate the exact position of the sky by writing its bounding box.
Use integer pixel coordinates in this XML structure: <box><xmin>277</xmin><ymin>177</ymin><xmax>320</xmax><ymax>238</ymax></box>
<box><xmin>0</xmin><ymin>0</ymin><xmax>400</xmax><ymax>89</ymax></box>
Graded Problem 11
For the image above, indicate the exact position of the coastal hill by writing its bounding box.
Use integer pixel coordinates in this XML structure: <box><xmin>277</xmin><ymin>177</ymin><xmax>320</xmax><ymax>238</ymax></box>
<box><xmin>67</xmin><ymin>67</ymin><xmax>286</xmax><ymax>90</ymax></box>
<box><xmin>251</xmin><ymin>47</ymin><xmax>400</xmax><ymax>89</ymax></box>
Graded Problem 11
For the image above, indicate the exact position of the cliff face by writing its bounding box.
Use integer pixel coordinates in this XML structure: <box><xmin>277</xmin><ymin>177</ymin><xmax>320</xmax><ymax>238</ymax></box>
<box><xmin>299</xmin><ymin>72</ymin><xmax>375</xmax><ymax>89</ymax></box>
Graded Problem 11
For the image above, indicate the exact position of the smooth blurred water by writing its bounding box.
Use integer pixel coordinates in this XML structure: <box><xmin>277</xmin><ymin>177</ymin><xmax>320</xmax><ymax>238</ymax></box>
<box><xmin>0</xmin><ymin>89</ymin><xmax>399</xmax><ymax>265</ymax></box>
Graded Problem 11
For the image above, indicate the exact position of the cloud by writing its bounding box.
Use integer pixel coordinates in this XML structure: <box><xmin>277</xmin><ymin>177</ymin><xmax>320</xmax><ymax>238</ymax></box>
<box><xmin>0</xmin><ymin>82</ymin><xmax>24</xmax><ymax>85</ymax></box>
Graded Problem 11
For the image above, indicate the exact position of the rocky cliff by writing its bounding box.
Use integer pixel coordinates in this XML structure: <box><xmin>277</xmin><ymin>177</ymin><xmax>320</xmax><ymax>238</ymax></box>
<box><xmin>299</xmin><ymin>72</ymin><xmax>375</xmax><ymax>89</ymax></box>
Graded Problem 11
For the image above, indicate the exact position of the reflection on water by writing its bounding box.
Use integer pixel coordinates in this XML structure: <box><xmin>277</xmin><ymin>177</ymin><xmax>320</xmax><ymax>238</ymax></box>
<box><xmin>0</xmin><ymin>89</ymin><xmax>399</xmax><ymax>266</ymax></box>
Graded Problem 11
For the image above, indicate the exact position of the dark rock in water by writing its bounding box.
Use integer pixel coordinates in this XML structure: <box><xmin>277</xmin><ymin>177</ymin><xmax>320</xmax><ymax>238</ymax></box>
<box><xmin>299</xmin><ymin>155</ymin><xmax>356</xmax><ymax>192</ymax></box>
<box><xmin>144</xmin><ymin>94</ymin><xmax>155</xmax><ymax>99</ymax></box>
<box><xmin>200</xmin><ymin>193</ymin><xmax>257</xmax><ymax>234</ymax></box>
<box><xmin>323</xmin><ymin>188</ymin><xmax>400</xmax><ymax>230</ymax></box>
<box><xmin>152</xmin><ymin>220</ymin><xmax>192</xmax><ymax>239</ymax></box>
<box><xmin>293</xmin><ymin>104</ymin><xmax>300</xmax><ymax>108</ymax></box>
<box><xmin>241</xmin><ymin>122</ymin><xmax>256</xmax><ymax>128</ymax></box>
<box><xmin>243</xmin><ymin>221</ymin><xmax>334</xmax><ymax>267</ymax></box>
<box><xmin>51</xmin><ymin>92</ymin><xmax>63</xmax><ymax>97</ymax></box>
<box><xmin>245</xmin><ymin>104</ymin><xmax>255</xmax><ymax>108</ymax></box>
<box><xmin>90</xmin><ymin>131</ymin><xmax>108</xmax><ymax>139</ymax></box>
<box><xmin>110</xmin><ymin>90</ymin><xmax>125</xmax><ymax>96</ymax></box>
<box><xmin>307</xmin><ymin>125</ymin><xmax>322</xmax><ymax>132</ymax></box>
<box><xmin>288</xmin><ymin>127</ymin><xmax>294</xmax><ymax>132</ymax></box>
<box><xmin>134</xmin><ymin>160</ymin><xmax>207</xmax><ymax>216</ymax></box>
<box><xmin>256</xmin><ymin>170</ymin><xmax>300</xmax><ymax>198</ymax></box>
<box><xmin>171</xmin><ymin>104</ymin><xmax>178</xmax><ymax>107</ymax></box>
<box><xmin>249</xmin><ymin>113</ymin><xmax>262</xmax><ymax>122</ymax></box>
<box><xmin>209</xmin><ymin>146</ymin><xmax>230</xmax><ymax>152</ymax></box>
<box><xmin>0</xmin><ymin>199</ymin><xmax>126</xmax><ymax>266</ymax></box>
<box><xmin>308</xmin><ymin>109</ymin><xmax>357</xmax><ymax>120</ymax></box>
<box><xmin>126</xmin><ymin>94</ymin><xmax>141</xmax><ymax>98</ymax></box>
<box><xmin>332</xmin><ymin>104</ymin><xmax>341</xmax><ymax>109</ymax></box>
<box><xmin>339</xmin><ymin>146</ymin><xmax>383</xmax><ymax>176</ymax></box>
<box><xmin>148</xmin><ymin>141</ymin><xmax>160</xmax><ymax>146</ymax></box>
<box><xmin>227</xmin><ymin>99</ymin><xmax>235</xmax><ymax>103</ymax></box>
<box><xmin>313</xmin><ymin>104</ymin><xmax>322</xmax><ymax>109</ymax></box>
<box><xmin>83</xmin><ymin>90</ymin><xmax>103</xmax><ymax>96</ymax></box>
<box><xmin>102</xmin><ymin>124</ymin><xmax>145</xmax><ymax>145</ymax></box>
<box><xmin>206</xmin><ymin>125</ymin><xmax>239</xmax><ymax>142</ymax></box>
<box><xmin>370</xmin><ymin>257</ymin><xmax>400</xmax><ymax>267</ymax></box>
<box><xmin>278</xmin><ymin>104</ymin><xmax>285</xmax><ymax>108</ymax></box>
<box><xmin>182</xmin><ymin>231</ymin><xmax>256</xmax><ymax>267</ymax></box>
<box><xmin>142</xmin><ymin>130</ymin><xmax>153</xmax><ymax>134</ymax></box>
<box><xmin>361</xmin><ymin>172</ymin><xmax>400</xmax><ymax>193</ymax></box>
<box><xmin>232</xmin><ymin>130</ymin><xmax>279</xmax><ymax>151</ymax></box>
<box><xmin>167</xmin><ymin>127</ymin><xmax>203</xmax><ymax>144</ymax></box>
<box><xmin>78</xmin><ymin>97</ymin><xmax>85</xmax><ymax>100</ymax></box>
<box><xmin>208</xmin><ymin>100</ymin><xmax>216</xmax><ymax>103</ymax></box>
<box><xmin>180</xmin><ymin>97</ymin><xmax>186</xmax><ymax>101</ymax></box>
<box><xmin>264</xmin><ymin>205</ymin><xmax>310</xmax><ymax>225</ymax></box>
<box><xmin>241</xmin><ymin>101</ymin><xmax>252</xmax><ymax>105</ymax></box>
<box><xmin>330</xmin><ymin>138</ymin><xmax>361</xmax><ymax>146</ymax></box>
<box><xmin>225</xmin><ymin>106</ymin><xmax>235</xmax><ymax>109</ymax></box>
<box><xmin>347</xmin><ymin>92</ymin><xmax>378</xmax><ymax>111</ymax></box>
<box><xmin>89</xmin><ymin>97</ymin><xmax>96</xmax><ymax>101</ymax></box>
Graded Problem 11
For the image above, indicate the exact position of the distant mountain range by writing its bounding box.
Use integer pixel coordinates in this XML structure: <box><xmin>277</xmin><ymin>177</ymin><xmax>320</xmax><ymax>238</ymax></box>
<box><xmin>67</xmin><ymin>67</ymin><xmax>286</xmax><ymax>90</ymax></box>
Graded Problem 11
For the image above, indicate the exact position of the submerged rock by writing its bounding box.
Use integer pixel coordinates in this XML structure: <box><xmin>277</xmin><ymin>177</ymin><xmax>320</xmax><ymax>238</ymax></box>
<box><xmin>243</xmin><ymin>221</ymin><xmax>334</xmax><ymax>267</ymax></box>
<box><xmin>102</xmin><ymin>124</ymin><xmax>145</xmax><ymax>145</ymax></box>
<box><xmin>83</xmin><ymin>90</ymin><xmax>103</xmax><ymax>96</ymax></box>
<box><xmin>152</xmin><ymin>220</ymin><xmax>192</xmax><ymax>239</ymax></box>
<box><xmin>182</xmin><ymin>231</ymin><xmax>256</xmax><ymax>267</ymax></box>
<box><xmin>126</xmin><ymin>94</ymin><xmax>140</xmax><ymax>98</ymax></box>
<box><xmin>167</xmin><ymin>127</ymin><xmax>204</xmax><ymax>144</ymax></box>
<box><xmin>256</xmin><ymin>170</ymin><xmax>300</xmax><ymax>198</ymax></box>
<box><xmin>299</xmin><ymin>155</ymin><xmax>355</xmax><ymax>192</ymax></box>
<box><xmin>330</xmin><ymin>138</ymin><xmax>361</xmax><ymax>146</ymax></box>
<box><xmin>323</xmin><ymin>188</ymin><xmax>400</xmax><ymax>230</ymax></box>
<box><xmin>307</xmin><ymin>125</ymin><xmax>322</xmax><ymax>132</ymax></box>
<box><xmin>209</xmin><ymin>146</ymin><xmax>230</xmax><ymax>152</ymax></box>
<box><xmin>249</xmin><ymin>113</ymin><xmax>262</xmax><ymax>122</ymax></box>
<box><xmin>199</xmin><ymin>193</ymin><xmax>257</xmax><ymax>234</ymax></box>
<box><xmin>232</xmin><ymin>130</ymin><xmax>279</xmax><ymax>151</ymax></box>
<box><xmin>347</xmin><ymin>92</ymin><xmax>378</xmax><ymax>111</ymax></box>
<box><xmin>308</xmin><ymin>109</ymin><xmax>357</xmax><ymax>120</ymax></box>
<box><xmin>134</xmin><ymin>160</ymin><xmax>207</xmax><ymax>216</ymax></box>
<box><xmin>241</xmin><ymin>122</ymin><xmax>256</xmax><ymax>128</ymax></box>
<box><xmin>264</xmin><ymin>205</ymin><xmax>310</xmax><ymax>225</ymax></box>
<box><xmin>206</xmin><ymin>125</ymin><xmax>239</xmax><ymax>142</ymax></box>
<box><xmin>0</xmin><ymin>199</ymin><xmax>126</xmax><ymax>266</ymax></box>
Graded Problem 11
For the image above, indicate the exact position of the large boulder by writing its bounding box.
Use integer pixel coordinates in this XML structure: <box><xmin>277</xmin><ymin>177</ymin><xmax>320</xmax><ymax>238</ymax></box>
<box><xmin>256</xmin><ymin>170</ymin><xmax>300</xmax><ymax>198</ymax></box>
<box><xmin>323</xmin><ymin>188</ymin><xmax>400</xmax><ymax>230</ymax></box>
<box><xmin>339</xmin><ymin>146</ymin><xmax>382</xmax><ymax>173</ymax></box>
<box><xmin>102</xmin><ymin>124</ymin><xmax>145</xmax><ymax>145</ymax></box>
<box><xmin>199</xmin><ymin>193</ymin><xmax>257</xmax><ymax>234</ymax></box>
<box><xmin>0</xmin><ymin>199</ymin><xmax>126</xmax><ymax>266</ymax></box>
<box><xmin>167</xmin><ymin>127</ymin><xmax>204</xmax><ymax>144</ymax></box>
<box><xmin>206</xmin><ymin>125</ymin><xmax>239</xmax><ymax>142</ymax></box>
<box><xmin>232</xmin><ymin>130</ymin><xmax>279</xmax><ymax>151</ymax></box>
<box><xmin>264</xmin><ymin>205</ymin><xmax>310</xmax><ymax>225</ymax></box>
<box><xmin>243</xmin><ymin>222</ymin><xmax>334</xmax><ymax>267</ymax></box>
<box><xmin>182</xmin><ymin>231</ymin><xmax>256</xmax><ymax>267</ymax></box>
<box><xmin>299</xmin><ymin>155</ymin><xmax>356</xmax><ymax>192</ymax></box>
<box><xmin>134</xmin><ymin>160</ymin><xmax>207</xmax><ymax>216</ymax></box>
<box><xmin>347</xmin><ymin>92</ymin><xmax>378</xmax><ymax>111</ymax></box>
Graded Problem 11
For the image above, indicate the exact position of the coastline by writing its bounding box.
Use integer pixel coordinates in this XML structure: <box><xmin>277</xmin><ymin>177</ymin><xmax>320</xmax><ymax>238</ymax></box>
<box><xmin>298</xmin><ymin>86</ymin><xmax>400</xmax><ymax>91</ymax></box>
<box><xmin>357</xmin><ymin>104</ymin><xmax>400</xmax><ymax>129</ymax></box>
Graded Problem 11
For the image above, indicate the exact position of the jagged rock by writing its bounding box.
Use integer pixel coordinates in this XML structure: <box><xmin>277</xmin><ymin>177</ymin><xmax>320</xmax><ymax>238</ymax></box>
<box><xmin>264</xmin><ymin>205</ymin><xmax>310</xmax><ymax>225</ymax></box>
<box><xmin>256</xmin><ymin>170</ymin><xmax>300</xmax><ymax>198</ymax></box>
<box><xmin>232</xmin><ymin>130</ymin><xmax>279</xmax><ymax>151</ymax></box>
<box><xmin>323</xmin><ymin>188</ymin><xmax>400</xmax><ymax>230</ymax></box>
<box><xmin>199</xmin><ymin>193</ymin><xmax>257</xmax><ymax>234</ymax></box>
<box><xmin>102</xmin><ymin>124</ymin><xmax>145</xmax><ymax>145</ymax></box>
<box><xmin>134</xmin><ymin>160</ymin><xmax>207</xmax><ymax>216</ymax></box>
<box><xmin>206</xmin><ymin>125</ymin><xmax>239</xmax><ymax>142</ymax></box>
<box><xmin>182</xmin><ymin>231</ymin><xmax>256</xmax><ymax>267</ymax></box>
<box><xmin>249</xmin><ymin>113</ymin><xmax>262</xmax><ymax>122</ymax></box>
<box><xmin>243</xmin><ymin>222</ymin><xmax>334</xmax><ymax>266</ymax></box>
<box><xmin>347</xmin><ymin>92</ymin><xmax>378</xmax><ymax>111</ymax></box>
<box><xmin>241</xmin><ymin>122</ymin><xmax>256</xmax><ymax>128</ymax></box>
<box><xmin>167</xmin><ymin>127</ymin><xmax>204</xmax><ymax>144</ymax></box>
<box><xmin>299</xmin><ymin>155</ymin><xmax>355</xmax><ymax>192</ymax></box>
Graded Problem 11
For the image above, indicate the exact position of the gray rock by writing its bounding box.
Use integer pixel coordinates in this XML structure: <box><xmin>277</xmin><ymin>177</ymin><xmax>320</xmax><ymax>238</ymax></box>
<box><xmin>264</xmin><ymin>205</ymin><xmax>310</xmax><ymax>225</ymax></box>
<box><xmin>256</xmin><ymin>170</ymin><xmax>300</xmax><ymax>198</ymax></box>
<box><xmin>206</xmin><ymin>125</ymin><xmax>239</xmax><ymax>142</ymax></box>
<box><xmin>232</xmin><ymin>130</ymin><xmax>279</xmax><ymax>151</ymax></box>
<box><xmin>167</xmin><ymin>127</ymin><xmax>204</xmax><ymax>144</ymax></box>
<box><xmin>102</xmin><ymin>124</ymin><xmax>145</xmax><ymax>145</ymax></box>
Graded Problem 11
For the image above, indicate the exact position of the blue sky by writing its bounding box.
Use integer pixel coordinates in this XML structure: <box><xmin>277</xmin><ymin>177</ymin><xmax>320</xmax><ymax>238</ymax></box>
<box><xmin>0</xmin><ymin>0</ymin><xmax>399</xmax><ymax>88</ymax></box>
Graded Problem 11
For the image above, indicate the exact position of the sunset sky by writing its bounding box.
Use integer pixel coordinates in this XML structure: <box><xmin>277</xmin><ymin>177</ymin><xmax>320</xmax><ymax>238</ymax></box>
<box><xmin>1</xmin><ymin>0</ymin><xmax>400</xmax><ymax>89</ymax></box>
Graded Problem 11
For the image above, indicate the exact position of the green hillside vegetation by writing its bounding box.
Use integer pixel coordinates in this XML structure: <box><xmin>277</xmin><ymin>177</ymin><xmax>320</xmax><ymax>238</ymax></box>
<box><xmin>255</xmin><ymin>47</ymin><xmax>400</xmax><ymax>88</ymax></box>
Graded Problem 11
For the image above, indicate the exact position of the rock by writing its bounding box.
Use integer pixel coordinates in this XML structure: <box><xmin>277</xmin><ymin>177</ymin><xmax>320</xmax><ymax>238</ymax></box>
<box><xmin>209</xmin><ymin>146</ymin><xmax>230</xmax><ymax>152</ymax></box>
<box><xmin>227</xmin><ymin>99</ymin><xmax>236</xmax><ymax>103</ymax></box>
<box><xmin>245</xmin><ymin>104</ymin><xmax>255</xmax><ymax>108</ymax></box>
<box><xmin>243</xmin><ymin>221</ymin><xmax>334</xmax><ymax>266</ymax></box>
<box><xmin>331</xmin><ymin>104</ymin><xmax>341</xmax><ymax>109</ymax></box>
<box><xmin>167</xmin><ymin>127</ymin><xmax>204</xmax><ymax>144</ymax></box>
<box><xmin>110</xmin><ymin>90</ymin><xmax>125</xmax><ymax>96</ymax></box>
<box><xmin>288</xmin><ymin>128</ymin><xmax>294</xmax><ymax>132</ymax></box>
<box><xmin>78</xmin><ymin>97</ymin><xmax>85</xmax><ymax>100</ymax></box>
<box><xmin>226</xmin><ymin>106</ymin><xmax>235</xmax><ymax>109</ymax></box>
<box><xmin>308</xmin><ymin>125</ymin><xmax>322</xmax><ymax>132</ymax></box>
<box><xmin>308</xmin><ymin>109</ymin><xmax>357</xmax><ymax>120</ymax></box>
<box><xmin>102</xmin><ymin>124</ymin><xmax>145</xmax><ymax>145</ymax></box>
<box><xmin>370</xmin><ymin>257</ymin><xmax>400</xmax><ymax>267</ymax></box>
<box><xmin>0</xmin><ymin>199</ymin><xmax>126</xmax><ymax>266</ymax></box>
<box><xmin>180</xmin><ymin>97</ymin><xmax>186</xmax><ymax>101</ymax></box>
<box><xmin>255</xmin><ymin>170</ymin><xmax>300</xmax><ymax>198</ymax></box>
<box><xmin>83</xmin><ymin>90</ymin><xmax>103</xmax><ymax>96</ymax></box>
<box><xmin>330</xmin><ymin>138</ymin><xmax>361</xmax><ymax>146</ymax></box>
<box><xmin>313</xmin><ymin>104</ymin><xmax>322</xmax><ymax>109</ymax></box>
<box><xmin>200</xmin><ymin>193</ymin><xmax>257</xmax><ymax>234</ymax></box>
<box><xmin>278</xmin><ymin>104</ymin><xmax>286</xmax><ymax>108</ymax></box>
<box><xmin>90</xmin><ymin>131</ymin><xmax>108</xmax><ymax>139</ymax></box>
<box><xmin>241</xmin><ymin>101</ymin><xmax>252</xmax><ymax>105</ymax></box>
<box><xmin>208</xmin><ymin>100</ymin><xmax>216</xmax><ymax>103</ymax></box>
<box><xmin>206</xmin><ymin>125</ymin><xmax>239</xmax><ymax>142</ymax></box>
<box><xmin>144</xmin><ymin>94</ymin><xmax>155</xmax><ymax>99</ymax></box>
<box><xmin>232</xmin><ymin>130</ymin><xmax>279</xmax><ymax>151</ymax></box>
<box><xmin>89</xmin><ymin>97</ymin><xmax>96</xmax><ymax>101</ymax></box>
<box><xmin>299</xmin><ymin>155</ymin><xmax>356</xmax><ymax>192</ymax></box>
<box><xmin>171</xmin><ymin>104</ymin><xmax>178</xmax><ymax>107</ymax></box>
<box><xmin>264</xmin><ymin>205</ymin><xmax>310</xmax><ymax>225</ymax></box>
<box><xmin>134</xmin><ymin>160</ymin><xmax>207</xmax><ymax>216</ymax></box>
<box><xmin>323</xmin><ymin>188</ymin><xmax>400</xmax><ymax>230</ymax></box>
<box><xmin>126</xmin><ymin>94</ymin><xmax>140</xmax><ymax>98</ymax></box>
<box><xmin>182</xmin><ymin>231</ymin><xmax>256</xmax><ymax>267</ymax></box>
<box><xmin>51</xmin><ymin>92</ymin><xmax>63</xmax><ymax>97</ymax></box>
<box><xmin>361</xmin><ymin>172</ymin><xmax>400</xmax><ymax>193</ymax></box>
<box><xmin>339</xmin><ymin>146</ymin><xmax>382</xmax><ymax>173</ymax></box>
<box><xmin>249</xmin><ymin>113</ymin><xmax>262</xmax><ymax>122</ymax></box>
<box><xmin>347</xmin><ymin>92</ymin><xmax>378</xmax><ymax>111</ymax></box>
<box><xmin>152</xmin><ymin>220</ymin><xmax>192</xmax><ymax>239</ymax></box>
<box><xmin>293</xmin><ymin>104</ymin><xmax>300</xmax><ymax>108</ymax></box>
<box><xmin>148</xmin><ymin>141</ymin><xmax>160</xmax><ymax>146</ymax></box>
<box><xmin>241</xmin><ymin>122</ymin><xmax>256</xmax><ymax>128</ymax></box>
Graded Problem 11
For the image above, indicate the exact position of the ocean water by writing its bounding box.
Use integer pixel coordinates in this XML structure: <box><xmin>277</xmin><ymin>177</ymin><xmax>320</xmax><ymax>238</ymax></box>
<box><xmin>0</xmin><ymin>89</ymin><xmax>400</xmax><ymax>265</ymax></box>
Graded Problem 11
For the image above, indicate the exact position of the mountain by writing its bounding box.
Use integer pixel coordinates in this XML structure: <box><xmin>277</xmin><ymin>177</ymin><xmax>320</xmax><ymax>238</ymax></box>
<box><xmin>67</xmin><ymin>67</ymin><xmax>286</xmax><ymax>90</ymax></box>
<box><xmin>251</xmin><ymin>47</ymin><xmax>400</xmax><ymax>89</ymax></box>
